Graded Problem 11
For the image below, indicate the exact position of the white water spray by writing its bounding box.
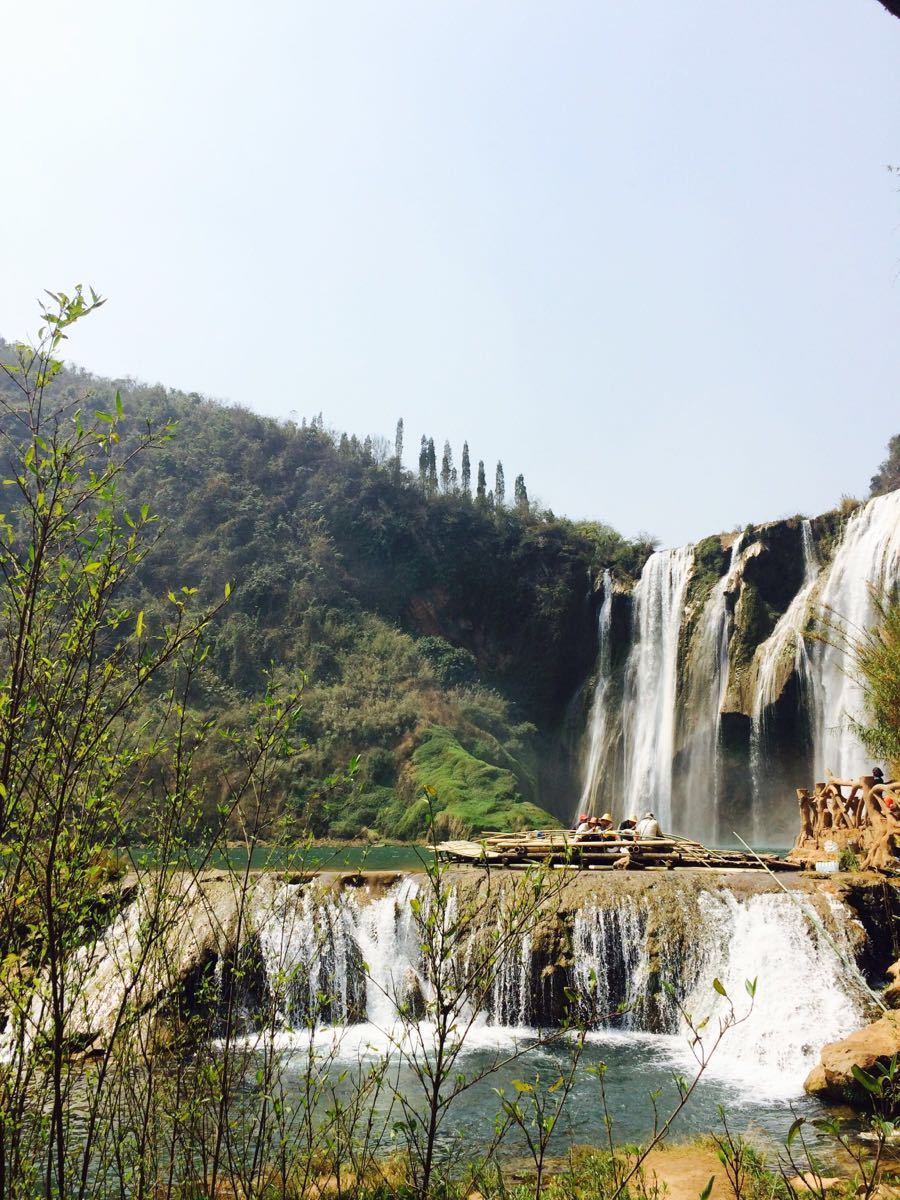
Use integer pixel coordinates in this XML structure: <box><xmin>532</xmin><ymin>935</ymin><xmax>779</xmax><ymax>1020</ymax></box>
<box><xmin>621</xmin><ymin>546</ymin><xmax>695</xmax><ymax>828</ymax></box>
<box><xmin>578</xmin><ymin>571</ymin><xmax>618</xmax><ymax>817</ymax></box>
<box><xmin>812</xmin><ymin>490</ymin><xmax>900</xmax><ymax>779</ymax></box>
<box><xmin>680</xmin><ymin>537</ymin><xmax>745</xmax><ymax>840</ymax></box>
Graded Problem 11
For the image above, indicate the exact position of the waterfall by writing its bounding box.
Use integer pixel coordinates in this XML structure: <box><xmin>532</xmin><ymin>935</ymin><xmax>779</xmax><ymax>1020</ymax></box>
<box><xmin>621</xmin><ymin>546</ymin><xmax>695</xmax><ymax>829</ymax></box>
<box><xmin>29</xmin><ymin>873</ymin><xmax>873</xmax><ymax>1105</ymax></box>
<box><xmin>572</xmin><ymin>898</ymin><xmax>651</xmax><ymax>1029</ymax></box>
<box><xmin>491</xmin><ymin>931</ymin><xmax>533</xmax><ymax>1028</ymax></box>
<box><xmin>571</xmin><ymin>884</ymin><xmax>869</xmax><ymax>1094</ymax></box>
<box><xmin>750</xmin><ymin>520</ymin><xmax>821</xmax><ymax>838</ymax></box>
<box><xmin>680</xmin><ymin>891</ymin><xmax>869</xmax><ymax>1092</ymax></box>
<box><xmin>812</xmin><ymin>489</ymin><xmax>900</xmax><ymax>779</ymax></box>
<box><xmin>680</xmin><ymin>537</ymin><xmax>745</xmax><ymax>841</ymax></box>
<box><xmin>253</xmin><ymin>884</ymin><xmax>367</xmax><ymax>1027</ymax></box>
<box><xmin>249</xmin><ymin>876</ymin><xmax>870</xmax><ymax>1097</ymax></box>
<box><xmin>578</xmin><ymin>571</ymin><xmax>617</xmax><ymax>817</ymax></box>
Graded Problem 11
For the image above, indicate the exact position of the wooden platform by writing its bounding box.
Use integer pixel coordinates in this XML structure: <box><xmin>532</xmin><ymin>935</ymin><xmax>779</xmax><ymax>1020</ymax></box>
<box><xmin>435</xmin><ymin>830</ymin><xmax>794</xmax><ymax>872</ymax></box>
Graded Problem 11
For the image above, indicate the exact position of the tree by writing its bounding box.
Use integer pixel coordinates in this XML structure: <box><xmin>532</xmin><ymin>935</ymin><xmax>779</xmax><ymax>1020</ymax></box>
<box><xmin>440</xmin><ymin>440</ymin><xmax>453</xmax><ymax>494</ymax></box>
<box><xmin>476</xmin><ymin>459</ymin><xmax>487</xmax><ymax>503</ymax></box>
<box><xmin>870</xmin><ymin>433</ymin><xmax>900</xmax><ymax>497</ymax></box>
<box><xmin>0</xmin><ymin>289</ymin><xmax>218</xmax><ymax>1195</ymax></box>
<box><xmin>426</xmin><ymin>437</ymin><xmax>438</xmax><ymax>497</ymax></box>
<box><xmin>395</xmin><ymin>417</ymin><xmax>404</xmax><ymax>466</ymax></box>
<box><xmin>419</xmin><ymin>435</ymin><xmax>428</xmax><ymax>491</ymax></box>
<box><xmin>495</xmin><ymin>461</ymin><xmax>505</xmax><ymax>507</ymax></box>
<box><xmin>461</xmin><ymin>441</ymin><xmax>471</xmax><ymax>497</ymax></box>
<box><xmin>514</xmin><ymin>473</ymin><xmax>529</xmax><ymax>512</ymax></box>
<box><xmin>841</xmin><ymin>594</ymin><xmax>900</xmax><ymax>771</ymax></box>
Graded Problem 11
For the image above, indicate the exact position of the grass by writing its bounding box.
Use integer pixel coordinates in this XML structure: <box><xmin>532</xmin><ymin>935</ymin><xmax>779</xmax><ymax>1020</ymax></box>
<box><xmin>392</xmin><ymin>726</ymin><xmax>560</xmax><ymax>839</ymax></box>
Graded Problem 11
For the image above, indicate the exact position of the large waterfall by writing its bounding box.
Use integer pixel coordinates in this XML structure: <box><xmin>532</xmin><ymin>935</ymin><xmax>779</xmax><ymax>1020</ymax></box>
<box><xmin>620</xmin><ymin>546</ymin><xmax>695</xmax><ymax>829</ymax></box>
<box><xmin>812</xmin><ymin>489</ymin><xmax>900</xmax><ymax>779</ymax></box>
<box><xmin>578</xmin><ymin>489</ymin><xmax>900</xmax><ymax>843</ymax></box>
<box><xmin>238</xmin><ymin>877</ymin><xmax>870</xmax><ymax>1098</ymax></box>
<box><xmin>750</xmin><ymin>519</ymin><xmax>821</xmax><ymax>840</ymax></box>
<box><xmin>578</xmin><ymin>571</ymin><xmax>618</xmax><ymax>816</ymax></box>
<box><xmin>680</xmin><ymin>536</ymin><xmax>745</xmax><ymax>842</ymax></box>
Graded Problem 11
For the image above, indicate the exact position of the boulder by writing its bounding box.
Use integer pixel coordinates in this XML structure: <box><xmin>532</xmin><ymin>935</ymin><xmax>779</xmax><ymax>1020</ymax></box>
<box><xmin>804</xmin><ymin>1013</ymin><xmax>900</xmax><ymax>1105</ymax></box>
<box><xmin>884</xmin><ymin>960</ymin><xmax>900</xmax><ymax>1010</ymax></box>
<box><xmin>786</xmin><ymin>1174</ymin><xmax>844</xmax><ymax>1194</ymax></box>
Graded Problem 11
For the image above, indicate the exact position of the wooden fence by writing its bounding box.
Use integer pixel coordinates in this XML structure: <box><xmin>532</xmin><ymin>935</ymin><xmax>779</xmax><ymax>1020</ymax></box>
<box><xmin>790</xmin><ymin>773</ymin><xmax>899</xmax><ymax>871</ymax></box>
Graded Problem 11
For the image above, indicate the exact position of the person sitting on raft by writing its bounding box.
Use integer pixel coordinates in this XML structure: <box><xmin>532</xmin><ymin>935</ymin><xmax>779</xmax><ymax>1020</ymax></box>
<box><xmin>577</xmin><ymin>813</ymin><xmax>616</xmax><ymax>841</ymax></box>
<box><xmin>573</xmin><ymin>813</ymin><xmax>591</xmax><ymax>834</ymax></box>
<box><xmin>636</xmin><ymin>811</ymin><xmax>660</xmax><ymax>838</ymax></box>
<box><xmin>619</xmin><ymin>814</ymin><xmax>638</xmax><ymax>838</ymax></box>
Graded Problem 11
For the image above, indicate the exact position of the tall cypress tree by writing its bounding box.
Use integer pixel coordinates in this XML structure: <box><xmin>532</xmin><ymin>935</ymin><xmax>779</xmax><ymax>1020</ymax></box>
<box><xmin>419</xmin><ymin>435</ymin><xmax>428</xmax><ymax>491</ymax></box>
<box><xmin>440</xmin><ymin>440</ymin><xmax>453</xmax><ymax>493</ymax></box>
<box><xmin>476</xmin><ymin>460</ymin><xmax>487</xmax><ymax>503</ymax></box>
<box><xmin>394</xmin><ymin>418</ymin><xmax>404</xmax><ymax>470</ymax></box>
<box><xmin>514</xmin><ymin>473</ymin><xmax>528</xmax><ymax>511</ymax></box>
<box><xmin>495</xmin><ymin>461</ymin><xmax>505</xmax><ymax>507</ymax></box>
<box><xmin>461</xmin><ymin>441</ymin><xmax>471</xmax><ymax>497</ymax></box>
<box><xmin>426</xmin><ymin>438</ymin><xmax>438</xmax><ymax>497</ymax></box>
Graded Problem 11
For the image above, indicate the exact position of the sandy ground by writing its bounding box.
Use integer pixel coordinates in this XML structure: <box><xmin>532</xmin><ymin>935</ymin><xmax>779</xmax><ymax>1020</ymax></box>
<box><xmin>642</xmin><ymin>1144</ymin><xmax>729</xmax><ymax>1200</ymax></box>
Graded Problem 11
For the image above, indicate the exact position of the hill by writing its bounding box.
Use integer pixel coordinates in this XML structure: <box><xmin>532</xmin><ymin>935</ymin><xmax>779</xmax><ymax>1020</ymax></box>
<box><xmin>0</xmin><ymin>340</ymin><xmax>653</xmax><ymax>840</ymax></box>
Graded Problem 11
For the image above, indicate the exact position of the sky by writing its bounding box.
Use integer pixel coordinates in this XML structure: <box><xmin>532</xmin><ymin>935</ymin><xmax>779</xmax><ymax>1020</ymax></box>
<box><xmin>1</xmin><ymin>0</ymin><xmax>898</xmax><ymax>547</ymax></box>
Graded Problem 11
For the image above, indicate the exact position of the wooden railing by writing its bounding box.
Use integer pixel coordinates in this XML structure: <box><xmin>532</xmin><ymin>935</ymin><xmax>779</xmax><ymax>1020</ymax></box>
<box><xmin>791</xmin><ymin>773</ymin><xmax>899</xmax><ymax>871</ymax></box>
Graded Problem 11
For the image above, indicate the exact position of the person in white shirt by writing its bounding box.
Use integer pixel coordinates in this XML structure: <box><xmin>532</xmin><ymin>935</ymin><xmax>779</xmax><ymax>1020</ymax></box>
<box><xmin>636</xmin><ymin>811</ymin><xmax>660</xmax><ymax>839</ymax></box>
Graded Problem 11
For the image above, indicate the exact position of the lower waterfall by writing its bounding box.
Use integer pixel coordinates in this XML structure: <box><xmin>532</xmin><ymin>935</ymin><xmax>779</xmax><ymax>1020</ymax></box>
<box><xmin>242</xmin><ymin>878</ymin><xmax>870</xmax><ymax>1098</ymax></box>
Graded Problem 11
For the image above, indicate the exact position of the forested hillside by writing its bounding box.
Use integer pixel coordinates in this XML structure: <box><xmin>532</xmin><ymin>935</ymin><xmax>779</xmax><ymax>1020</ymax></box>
<box><xmin>0</xmin><ymin>341</ymin><xmax>654</xmax><ymax>839</ymax></box>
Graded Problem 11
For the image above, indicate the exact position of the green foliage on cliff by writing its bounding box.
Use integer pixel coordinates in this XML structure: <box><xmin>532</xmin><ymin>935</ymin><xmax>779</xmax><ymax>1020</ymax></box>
<box><xmin>870</xmin><ymin>433</ymin><xmax>900</xmax><ymax>498</ymax></box>
<box><xmin>847</xmin><ymin>595</ymin><xmax>900</xmax><ymax>772</ymax></box>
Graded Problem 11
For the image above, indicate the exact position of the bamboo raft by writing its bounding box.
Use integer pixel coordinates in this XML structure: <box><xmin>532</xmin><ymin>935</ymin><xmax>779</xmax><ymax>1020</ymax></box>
<box><xmin>435</xmin><ymin>830</ymin><xmax>795</xmax><ymax>872</ymax></box>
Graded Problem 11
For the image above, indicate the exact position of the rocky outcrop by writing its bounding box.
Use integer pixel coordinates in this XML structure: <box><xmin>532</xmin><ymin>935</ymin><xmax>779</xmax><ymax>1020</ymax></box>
<box><xmin>804</xmin><ymin>1012</ymin><xmax>900</xmax><ymax>1105</ymax></box>
<box><xmin>885</xmin><ymin>960</ymin><xmax>900</xmax><ymax>1009</ymax></box>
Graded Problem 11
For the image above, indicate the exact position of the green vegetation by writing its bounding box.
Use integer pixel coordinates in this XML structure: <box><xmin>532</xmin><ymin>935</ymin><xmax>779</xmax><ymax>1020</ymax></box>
<box><xmin>400</xmin><ymin>726</ymin><xmax>555</xmax><ymax>838</ymax></box>
<box><xmin>845</xmin><ymin>594</ymin><xmax>900</xmax><ymax>773</ymax></box>
<box><xmin>0</xmin><ymin>333</ymin><xmax>652</xmax><ymax>841</ymax></box>
<box><xmin>680</xmin><ymin>534</ymin><xmax>729</xmax><ymax>657</ymax></box>
<box><xmin>870</xmin><ymin>432</ymin><xmax>900</xmax><ymax>497</ymax></box>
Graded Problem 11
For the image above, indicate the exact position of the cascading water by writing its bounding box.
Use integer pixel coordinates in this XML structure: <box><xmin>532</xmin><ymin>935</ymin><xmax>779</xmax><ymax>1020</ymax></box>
<box><xmin>679</xmin><ymin>537</ymin><xmax>745</xmax><ymax>841</ymax></box>
<box><xmin>621</xmin><ymin>546</ymin><xmax>695</xmax><ymax>829</ymax></box>
<box><xmin>812</xmin><ymin>489</ymin><xmax>900</xmax><ymax>779</ymax></box>
<box><xmin>253</xmin><ymin>884</ymin><xmax>368</xmax><ymax>1026</ymax></box>
<box><xmin>572</xmin><ymin>897</ymin><xmax>651</xmax><ymax>1029</ymax></box>
<box><xmin>241</xmin><ymin>877</ymin><xmax>871</xmax><ymax>1098</ymax></box>
<box><xmin>680</xmin><ymin>890</ymin><xmax>870</xmax><ymax>1092</ymax></box>
<box><xmin>570</xmin><ymin>883</ymin><xmax>870</xmax><ymax>1095</ymax></box>
<box><xmin>578</xmin><ymin>570</ymin><xmax>618</xmax><ymax>817</ymax></box>
<box><xmin>491</xmin><ymin>931</ymin><xmax>533</xmax><ymax>1028</ymax></box>
<box><xmin>750</xmin><ymin>520</ymin><xmax>821</xmax><ymax>839</ymax></box>
<box><xmin>577</xmin><ymin>492</ymin><xmax>900</xmax><ymax>844</ymax></box>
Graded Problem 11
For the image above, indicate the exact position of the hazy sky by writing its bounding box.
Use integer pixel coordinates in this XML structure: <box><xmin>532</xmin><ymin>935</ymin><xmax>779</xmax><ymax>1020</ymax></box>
<box><xmin>2</xmin><ymin>1</ymin><xmax>898</xmax><ymax>546</ymax></box>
